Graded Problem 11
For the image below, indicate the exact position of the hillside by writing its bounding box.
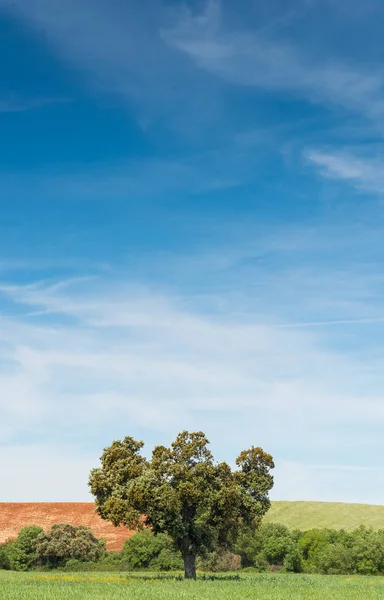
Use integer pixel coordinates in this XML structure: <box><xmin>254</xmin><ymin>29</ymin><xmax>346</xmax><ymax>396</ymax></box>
<box><xmin>0</xmin><ymin>503</ymin><xmax>134</xmax><ymax>550</ymax></box>
<box><xmin>264</xmin><ymin>501</ymin><xmax>384</xmax><ymax>531</ymax></box>
<box><xmin>2</xmin><ymin>501</ymin><xmax>384</xmax><ymax>551</ymax></box>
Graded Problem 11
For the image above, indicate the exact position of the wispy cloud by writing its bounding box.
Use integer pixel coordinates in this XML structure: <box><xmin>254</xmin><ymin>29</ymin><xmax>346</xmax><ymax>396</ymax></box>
<box><xmin>1</xmin><ymin>265</ymin><xmax>384</xmax><ymax>500</ymax></box>
<box><xmin>277</xmin><ymin>316</ymin><xmax>384</xmax><ymax>328</ymax></box>
<box><xmin>3</xmin><ymin>0</ymin><xmax>384</xmax><ymax>504</ymax></box>
<box><xmin>306</xmin><ymin>149</ymin><xmax>384</xmax><ymax>194</ymax></box>
<box><xmin>7</xmin><ymin>0</ymin><xmax>384</xmax><ymax>136</ymax></box>
<box><xmin>162</xmin><ymin>0</ymin><xmax>384</xmax><ymax>123</ymax></box>
<box><xmin>2</xmin><ymin>0</ymin><xmax>220</xmax><ymax>134</ymax></box>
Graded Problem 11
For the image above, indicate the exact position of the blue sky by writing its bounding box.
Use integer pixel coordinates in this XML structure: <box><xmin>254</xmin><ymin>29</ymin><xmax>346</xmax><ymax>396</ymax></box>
<box><xmin>2</xmin><ymin>0</ymin><xmax>384</xmax><ymax>503</ymax></box>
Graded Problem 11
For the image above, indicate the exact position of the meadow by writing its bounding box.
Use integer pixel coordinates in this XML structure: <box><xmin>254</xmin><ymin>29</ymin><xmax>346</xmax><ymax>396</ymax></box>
<box><xmin>264</xmin><ymin>501</ymin><xmax>384</xmax><ymax>531</ymax></box>
<box><xmin>1</xmin><ymin>571</ymin><xmax>384</xmax><ymax>600</ymax></box>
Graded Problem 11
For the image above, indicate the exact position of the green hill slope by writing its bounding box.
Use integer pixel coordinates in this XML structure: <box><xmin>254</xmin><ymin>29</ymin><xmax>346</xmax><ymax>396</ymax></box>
<box><xmin>265</xmin><ymin>501</ymin><xmax>384</xmax><ymax>531</ymax></box>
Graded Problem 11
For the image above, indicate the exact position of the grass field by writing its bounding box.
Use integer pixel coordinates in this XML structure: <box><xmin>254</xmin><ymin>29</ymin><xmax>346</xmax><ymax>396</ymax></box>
<box><xmin>1</xmin><ymin>572</ymin><xmax>384</xmax><ymax>599</ymax></box>
<box><xmin>265</xmin><ymin>501</ymin><xmax>384</xmax><ymax>531</ymax></box>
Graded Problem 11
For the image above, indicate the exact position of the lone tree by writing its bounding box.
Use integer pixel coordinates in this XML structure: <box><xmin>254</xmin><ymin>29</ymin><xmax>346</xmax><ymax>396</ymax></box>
<box><xmin>89</xmin><ymin>430</ymin><xmax>274</xmax><ymax>579</ymax></box>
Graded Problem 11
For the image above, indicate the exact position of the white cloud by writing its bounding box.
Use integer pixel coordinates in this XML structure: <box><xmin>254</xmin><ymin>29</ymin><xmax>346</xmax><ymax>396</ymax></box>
<box><xmin>2</xmin><ymin>0</ymin><xmax>219</xmax><ymax>133</ymax></box>
<box><xmin>3</xmin><ymin>0</ymin><xmax>384</xmax><ymax>503</ymax></box>
<box><xmin>6</xmin><ymin>0</ymin><xmax>384</xmax><ymax>129</ymax></box>
<box><xmin>1</xmin><ymin>272</ymin><xmax>384</xmax><ymax>501</ymax></box>
<box><xmin>162</xmin><ymin>0</ymin><xmax>384</xmax><ymax>122</ymax></box>
<box><xmin>306</xmin><ymin>149</ymin><xmax>384</xmax><ymax>194</ymax></box>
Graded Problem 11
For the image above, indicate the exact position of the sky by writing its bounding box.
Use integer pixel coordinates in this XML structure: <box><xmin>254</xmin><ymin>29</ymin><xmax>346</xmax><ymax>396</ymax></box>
<box><xmin>1</xmin><ymin>0</ymin><xmax>384</xmax><ymax>504</ymax></box>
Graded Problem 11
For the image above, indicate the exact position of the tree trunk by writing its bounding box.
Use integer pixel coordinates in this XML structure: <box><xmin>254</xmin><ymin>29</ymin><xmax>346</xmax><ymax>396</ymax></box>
<box><xmin>183</xmin><ymin>551</ymin><xmax>197</xmax><ymax>579</ymax></box>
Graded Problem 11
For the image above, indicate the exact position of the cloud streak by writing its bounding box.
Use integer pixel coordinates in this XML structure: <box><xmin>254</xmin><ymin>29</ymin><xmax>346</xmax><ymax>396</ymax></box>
<box><xmin>2</xmin><ymin>0</ymin><xmax>384</xmax><ymax>505</ymax></box>
<box><xmin>1</xmin><ymin>267</ymin><xmax>384</xmax><ymax>500</ymax></box>
<box><xmin>2</xmin><ymin>0</ymin><xmax>221</xmax><ymax>134</ymax></box>
<box><xmin>6</xmin><ymin>0</ymin><xmax>384</xmax><ymax>134</ymax></box>
<box><xmin>306</xmin><ymin>149</ymin><xmax>384</xmax><ymax>194</ymax></box>
<box><xmin>162</xmin><ymin>0</ymin><xmax>384</xmax><ymax>123</ymax></box>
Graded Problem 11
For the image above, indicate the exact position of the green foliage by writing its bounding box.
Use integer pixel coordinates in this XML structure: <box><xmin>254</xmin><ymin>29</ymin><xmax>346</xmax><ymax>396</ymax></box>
<box><xmin>5</xmin><ymin>526</ymin><xmax>44</xmax><ymax>571</ymax></box>
<box><xmin>314</xmin><ymin>542</ymin><xmax>353</xmax><ymax>575</ymax></box>
<box><xmin>151</xmin><ymin>547</ymin><xmax>184</xmax><ymax>571</ymax></box>
<box><xmin>35</xmin><ymin>523</ymin><xmax>106</xmax><ymax>568</ymax></box>
<box><xmin>0</xmin><ymin>544</ymin><xmax>11</xmax><ymax>570</ymax></box>
<box><xmin>302</xmin><ymin>526</ymin><xmax>384</xmax><ymax>576</ymax></box>
<box><xmin>236</xmin><ymin>523</ymin><xmax>384</xmax><ymax>576</ymax></box>
<box><xmin>283</xmin><ymin>548</ymin><xmax>302</xmax><ymax>573</ymax></box>
<box><xmin>197</xmin><ymin>550</ymin><xmax>242</xmax><ymax>572</ymax></box>
<box><xmin>299</xmin><ymin>529</ymin><xmax>348</xmax><ymax>574</ymax></box>
<box><xmin>89</xmin><ymin>430</ymin><xmax>274</xmax><ymax>578</ymax></box>
<box><xmin>5</xmin><ymin>517</ymin><xmax>384</xmax><ymax>578</ymax></box>
<box><xmin>350</xmin><ymin>527</ymin><xmax>384</xmax><ymax>575</ymax></box>
<box><xmin>236</xmin><ymin>523</ymin><xmax>301</xmax><ymax>572</ymax></box>
<box><xmin>122</xmin><ymin>530</ymin><xmax>183</xmax><ymax>571</ymax></box>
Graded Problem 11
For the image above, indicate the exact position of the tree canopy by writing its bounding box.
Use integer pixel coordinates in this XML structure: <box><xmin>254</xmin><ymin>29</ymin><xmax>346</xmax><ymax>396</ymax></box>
<box><xmin>6</xmin><ymin>526</ymin><xmax>43</xmax><ymax>571</ymax></box>
<box><xmin>35</xmin><ymin>524</ymin><xmax>106</xmax><ymax>568</ymax></box>
<box><xmin>89</xmin><ymin>430</ymin><xmax>274</xmax><ymax>578</ymax></box>
<box><xmin>122</xmin><ymin>529</ymin><xmax>183</xmax><ymax>571</ymax></box>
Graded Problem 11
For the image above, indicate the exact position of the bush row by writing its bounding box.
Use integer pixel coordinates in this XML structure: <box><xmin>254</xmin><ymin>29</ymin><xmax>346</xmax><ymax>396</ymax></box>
<box><xmin>237</xmin><ymin>523</ymin><xmax>384</xmax><ymax>575</ymax></box>
<box><xmin>3</xmin><ymin>522</ymin><xmax>384</xmax><ymax>575</ymax></box>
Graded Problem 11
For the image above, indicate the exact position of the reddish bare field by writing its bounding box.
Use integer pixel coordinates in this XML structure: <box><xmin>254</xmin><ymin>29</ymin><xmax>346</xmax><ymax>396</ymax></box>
<box><xmin>0</xmin><ymin>503</ymin><xmax>134</xmax><ymax>550</ymax></box>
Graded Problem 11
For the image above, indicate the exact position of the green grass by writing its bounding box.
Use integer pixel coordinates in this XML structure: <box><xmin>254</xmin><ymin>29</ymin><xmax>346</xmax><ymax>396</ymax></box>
<box><xmin>1</xmin><ymin>571</ymin><xmax>384</xmax><ymax>599</ymax></box>
<box><xmin>265</xmin><ymin>501</ymin><xmax>384</xmax><ymax>531</ymax></box>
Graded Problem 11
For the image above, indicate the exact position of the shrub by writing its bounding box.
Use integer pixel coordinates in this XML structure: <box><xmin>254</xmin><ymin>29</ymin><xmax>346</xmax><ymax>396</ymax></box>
<box><xmin>35</xmin><ymin>524</ymin><xmax>106</xmax><ymax>568</ymax></box>
<box><xmin>236</xmin><ymin>523</ymin><xmax>298</xmax><ymax>570</ymax></box>
<box><xmin>151</xmin><ymin>548</ymin><xmax>184</xmax><ymax>571</ymax></box>
<box><xmin>348</xmin><ymin>527</ymin><xmax>384</xmax><ymax>575</ymax></box>
<box><xmin>0</xmin><ymin>544</ymin><xmax>11</xmax><ymax>570</ymax></box>
<box><xmin>315</xmin><ymin>542</ymin><xmax>353</xmax><ymax>575</ymax></box>
<box><xmin>122</xmin><ymin>530</ymin><xmax>182</xmax><ymax>571</ymax></box>
<box><xmin>283</xmin><ymin>548</ymin><xmax>303</xmax><ymax>573</ymax></box>
<box><xmin>198</xmin><ymin>551</ymin><xmax>241</xmax><ymax>572</ymax></box>
<box><xmin>6</xmin><ymin>527</ymin><xmax>44</xmax><ymax>571</ymax></box>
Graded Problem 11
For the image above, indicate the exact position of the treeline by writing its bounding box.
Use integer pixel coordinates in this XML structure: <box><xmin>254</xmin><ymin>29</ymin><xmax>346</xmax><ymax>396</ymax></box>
<box><xmin>237</xmin><ymin>523</ymin><xmax>384</xmax><ymax>575</ymax></box>
<box><xmin>2</xmin><ymin>523</ymin><xmax>384</xmax><ymax>575</ymax></box>
<box><xmin>0</xmin><ymin>524</ymin><xmax>105</xmax><ymax>571</ymax></box>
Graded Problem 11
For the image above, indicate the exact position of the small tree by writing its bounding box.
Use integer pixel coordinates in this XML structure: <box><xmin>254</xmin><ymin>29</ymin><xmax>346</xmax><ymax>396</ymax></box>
<box><xmin>0</xmin><ymin>544</ymin><xmax>11</xmax><ymax>570</ymax></box>
<box><xmin>7</xmin><ymin>526</ymin><xmax>43</xmax><ymax>571</ymax></box>
<box><xmin>236</xmin><ymin>522</ymin><xmax>300</xmax><ymax>571</ymax></box>
<box><xmin>122</xmin><ymin>530</ymin><xmax>183</xmax><ymax>571</ymax></box>
<box><xmin>89</xmin><ymin>430</ymin><xmax>274</xmax><ymax>578</ymax></box>
<box><xmin>35</xmin><ymin>524</ymin><xmax>106</xmax><ymax>568</ymax></box>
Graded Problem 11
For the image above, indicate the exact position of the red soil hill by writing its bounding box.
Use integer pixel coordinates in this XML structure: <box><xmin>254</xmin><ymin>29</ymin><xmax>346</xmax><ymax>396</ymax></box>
<box><xmin>0</xmin><ymin>503</ymin><xmax>135</xmax><ymax>550</ymax></box>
